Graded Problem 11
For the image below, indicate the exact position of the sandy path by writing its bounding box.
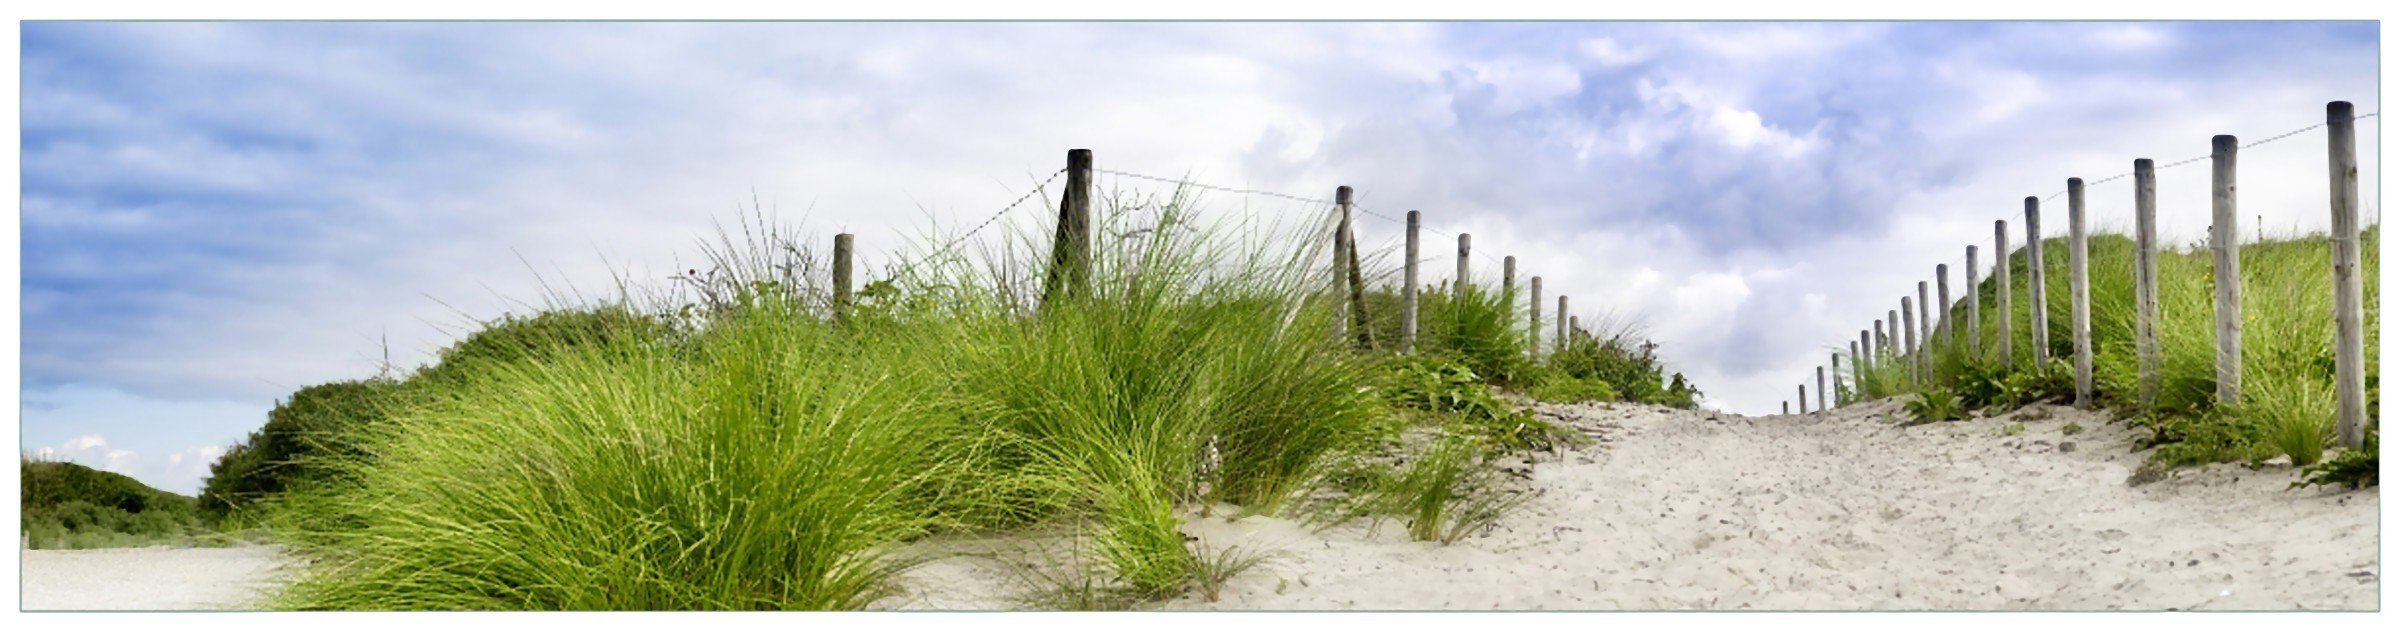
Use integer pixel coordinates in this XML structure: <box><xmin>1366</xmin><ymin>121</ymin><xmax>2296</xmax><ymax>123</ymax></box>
<box><xmin>19</xmin><ymin>544</ymin><xmax>289</xmax><ymax>611</ymax></box>
<box><xmin>897</xmin><ymin>400</ymin><xmax>2379</xmax><ymax>610</ymax></box>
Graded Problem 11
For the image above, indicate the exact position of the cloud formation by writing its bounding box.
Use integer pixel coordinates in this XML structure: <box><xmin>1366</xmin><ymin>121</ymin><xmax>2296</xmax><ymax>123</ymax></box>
<box><xmin>19</xmin><ymin>22</ymin><xmax>2378</xmax><ymax>491</ymax></box>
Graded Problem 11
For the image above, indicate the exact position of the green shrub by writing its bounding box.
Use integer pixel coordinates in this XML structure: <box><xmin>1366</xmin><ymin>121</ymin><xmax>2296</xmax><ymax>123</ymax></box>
<box><xmin>1546</xmin><ymin>330</ymin><xmax>1698</xmax><ymax>408</ymax></box>
<box><xmin>22</xmin><ymin>459</ymin><xmax>209</xmax><ymax>549</ymax></box>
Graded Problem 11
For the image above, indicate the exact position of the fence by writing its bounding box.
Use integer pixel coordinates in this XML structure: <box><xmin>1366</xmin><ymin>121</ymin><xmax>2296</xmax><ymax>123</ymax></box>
<box><xmin>814</xmin><ymin>146</ymin><xmax>1626</xmax><ymax>375</ymax></box>
<box><xmin>1804</xmin><ymin>100</ymin><xmax>2375</xmax><ymax>451</ymax></box>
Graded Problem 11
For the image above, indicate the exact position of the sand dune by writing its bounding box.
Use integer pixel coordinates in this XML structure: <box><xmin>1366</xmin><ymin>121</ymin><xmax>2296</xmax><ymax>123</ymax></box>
<box><xmin>896</xmin><ymin>399</ymin><xmax>2379</xmax><ymax>610</ymax></box>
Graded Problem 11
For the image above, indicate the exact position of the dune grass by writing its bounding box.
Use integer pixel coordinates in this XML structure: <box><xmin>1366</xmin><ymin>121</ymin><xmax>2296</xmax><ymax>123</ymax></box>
<box><xmin>1848</xmin><ymin>226</ymin><xmax>2378</xmax><ymax>471</ymax></box>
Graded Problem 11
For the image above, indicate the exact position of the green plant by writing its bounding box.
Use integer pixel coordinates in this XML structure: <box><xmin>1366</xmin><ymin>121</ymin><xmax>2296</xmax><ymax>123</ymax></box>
<box><xmin>2293</xmin><ymin>433</ymin><xmax>2378</xmax><ymax>490</ymax></box>
<box><xmin>1903</xmin><ymin>389</ymin><xmax>1966</xmax><ymax>425</ymax></box>
<box><xmin>1997</xmin><ymin>422</ymin><xmax>2026</xmax><ymax>437</ymax></box>
<box><xmin>1369</xmin><ymin>435</ymin><xmax>1521</xmax><ymax>544</ymax></box>
<box><xmin>200</xmin><ymin>379</ymin><xmax>400</xmax><ymax>518</ymax></box>
<box><xmin>1380</xmin><ymin>356</ymin><xmax>1580</xmax><ymax>453</ymax></box>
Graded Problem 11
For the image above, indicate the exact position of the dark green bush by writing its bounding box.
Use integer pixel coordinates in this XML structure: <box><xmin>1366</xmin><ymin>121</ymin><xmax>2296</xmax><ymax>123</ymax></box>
<box><xmin>22</xmin><ymin>459</ymin><xmax>207</xmax><ymax>549</ymax></box>
<box><xmin>1545</xmin><ymin>333</ymin><xmax>1699</xmax><ymax>408</ymax></box>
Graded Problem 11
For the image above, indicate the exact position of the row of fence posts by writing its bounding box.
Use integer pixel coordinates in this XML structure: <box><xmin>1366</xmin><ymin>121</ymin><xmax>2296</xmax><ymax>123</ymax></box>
<box><xmin>816</xmin><ymin>147</ymin><xmax>1603</xmax><ymax>369</ymax></box>
<box><xmin>1785</xmin><ymin>101</ymin><xmax>2366</xmax><ymax>452</ymax></box>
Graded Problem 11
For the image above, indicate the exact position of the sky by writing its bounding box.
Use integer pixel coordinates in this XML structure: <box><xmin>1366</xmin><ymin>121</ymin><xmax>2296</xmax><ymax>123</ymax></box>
<box><xmin>17</xmin><ymin>21</ymin><xmax>2381</xmax><ymax>493</ymax></box>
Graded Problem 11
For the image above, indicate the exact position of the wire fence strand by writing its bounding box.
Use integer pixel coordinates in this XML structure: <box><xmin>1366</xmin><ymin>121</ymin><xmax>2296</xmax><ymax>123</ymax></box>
<box><xmin>2041</xmin><ymin>112</ymin><xmax>2378</xmax><ymax>202</ymax></box>
<box><xmin>885</xmin><ymin>168</ymin><xmax>1066</xmax><ymax>279</ymax></box>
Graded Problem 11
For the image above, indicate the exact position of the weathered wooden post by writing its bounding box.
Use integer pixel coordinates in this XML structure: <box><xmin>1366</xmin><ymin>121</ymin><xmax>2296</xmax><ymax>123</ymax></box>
<box><xmin>1816</xmin><ymin>365</ymin><xmax>1827</xmax><ymax>415</ymax></box>
<box><xmin>1996</xmin><ymin>220</ymin><xmax>2015</xmax><ymax>369</ymax></box>
<box><xmin>2210</xmin><ymin>135</ymin><xmax>2242</xmax><ymax>406</ymax></box>
<box><xmin>1876</xmin><ymin>318</ymin><xmax>1889</xmax><ymax>364</ymax></box>
<box><xmin>2025</xmin><ymin>197</ymin><xmax>2048</xmax><ymax>365</ymax></box>
<box><xmin>1339</xmin><ymin>187</ymin><xmax>1373</xmax><ymax>348</ymax></box>
<box><xmin>1402</xmin><ymin>210</ymin><xmax>1422</xmax><ymax>353</ymax></box>
<box><xmin>1332</xmin><ymin>187</ymin><xmax>1353</xmax><ymax>340</ymax></box>
<box><xmin>1858</xmin><ymin>330</ymin><xmax>1872</xmax><ymax>377</ymax></box>
<box><xmin>1556</xmin><ymin>295</ymin><xmax>1569</xmax><ymax>355</ymax></box>
<box><xmin>1502</xmin><ymin>255</ymin><xmax>1517</xmax><ymax>303</ymax></box>
<box><xmin>1569</xmin><ymin>315</ymin><xmax>1581</xmax><ymax>344</ymax></box>
<box><xmin>1529</xmin><ymin>276</ymin><xmax>1544</xmax><ymax>359</ymax></box>
<box><xmin>831</xmin><ymin>232</ymin><xmax>855</xmax><ymax>323</ymax></box>
<box><xmin>1936</xmin><ymin>263</ymin><xmax>1952</xmax><ymax>351</ymax></box>
<box><xmin>1455</xmin><ymin>234</ymin><xmax>1473</xmax><ymax>296</ymax></box>
<box><xmin>1845</xmin><ymin>343</ymin><xmax>1859</xmax><ymax>400</ymax></box>
<box><xmin>1902</xmin><ymin>296</ymin><xmax>1918</xmax><ymax>388</ymax></box>
<box><xmin>1916</xmin><ymin>281</ymin><xmax>1932</xmax><ymax>377</ymax></box>
<box><xmin>1799</xmin><ymin>384</ymin><xmax>1809</xmax><ymax>414</ymax></box>
<box><xmin>2327</xmin><ymin>101</ymin><xmax>2367</xmax><ymax>448</ymax></box>
<box><xmin>2068</xmin><ymin>177</ymin><xmax>2094</xmax><ymax>407</ymax></box>
<box><xmin>1043</xmin><ymin>149</ymin><xmax>1094</xmax><ymax>305</ymax></box>
<box><xmin>1783</xmin><ymin>401</ymin><xmax>1790</xmax><ymax>415</ymax></box>
<box><xmin>2134</xmin><ymin>160</ymin><xmax>2161</xmax><ymax>408</ymax></box>
<box><xmin>1965</xmin><ymin>245</ymin><xmax>1981</xmax><ymax>361</ymax></box>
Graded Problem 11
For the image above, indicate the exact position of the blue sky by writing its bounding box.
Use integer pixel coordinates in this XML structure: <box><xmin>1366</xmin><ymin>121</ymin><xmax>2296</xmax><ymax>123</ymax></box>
<box><xmin>18</xmin><ymin>21</ymin><xmax>2380</xmax><ymax>493</ymax></box>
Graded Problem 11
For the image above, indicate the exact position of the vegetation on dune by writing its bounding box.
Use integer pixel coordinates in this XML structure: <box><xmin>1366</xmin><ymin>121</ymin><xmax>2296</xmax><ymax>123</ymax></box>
<box><xmin>208</xmin><ymin>188</ymin><xmax>1697</xmax><ymax>609</ymax></box>
<box><xmin>22</xmin><ymin>459</ymin><xmax>223</xmax><ymax>549</ymax></box>
<box><xmin>1848</xmin><ymin>228</ymin><xmax>2378</xmax><ymax>479</ymax></box>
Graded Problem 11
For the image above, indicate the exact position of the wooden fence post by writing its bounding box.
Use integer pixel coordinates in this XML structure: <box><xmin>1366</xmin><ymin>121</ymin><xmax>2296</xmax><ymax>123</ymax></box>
<box><xmin>1402</xmin><ymin>210</ymin><xmax>1422</xmax><ymax>353</ymax></box>
<box><xmin>1799</xmin><ymin>384</ymin><xmax>1809</xmax><ymax>414</ymax></box>
<box><xmin>1848</xmin><ymin>342</ymin><xmax>1862</xmax><ymax>400</ymax></box>
<box><xmin>2025</xmin><ymin>197</ymin><xmax>2048</xmax><ymax>365</ymax></box>
<box><xmin>1916</xmin><ymin>281</ymin><xmax>1932</xmax><ymax>378</ymax></box>
<box><xmin>1043</xmin><ymin>148</ymin><xmax>1094</xmax><ymax>305</ymax></box>
<box><xmin>832</xmin><ymin>233</ymin><xmax>855</xmax><ymax>323</ymax></box>
<box><xmin>1556</xmin><ymin>295</ymin><xmax>1568</xmax><ymax>355</ymax></box>
<box><xmin>1966</xmin><ymin>245</ymin><xmax>1981</xmax><ymax>361</ymax></box>
<box><xmin>1857</xmin><ymin>330</ymin><xmax>1871</xmax><ymax>379</ymax></box>
<box><xmin>1817</xmin><ymin>365</ymin><xmax>1827</xmax><ymax>414</ymax></box>
<box><xmin>1996</xmin><ymin>220</ymin><xmax>2015</xmax><ymax>369</ymax></box>
<box><xmin>1569</xmin><ymin>315</ymin><xmax>1581</xmax><ymax>344</ymax></box>
<box><xmin>2068</xmin><ymin>177</ymin><xmax>2094</xmax><ymax>407</ymax></box>
<box><xmin>2134</xmin><ymin>160</ymin><xmax>2160</xmax><ymax>409</ymax></box>
<box><xmin>2327</xmin><ymin>101</ymin><xmax>2366</xmax><ymax>448</ymax></box>
<box><xmin>1936</xmin><ymin>264</ymin><xmax>1952</xmax><ymax>351</ymax></box>
<box><xmin>1529</xmin><ymin>276</ymin><xmax>1543</xmax><ymax>359</ymax></box>
<box><xmin>2210</xmin><ymin>135</ymin><xmax>2242</xmax><ymax>406</ymax></box>
<box><xmin>1456</xmin><ymin>233</ymin><xmax>1472</xmax><ymax>296</ymax></box>
<box><xmin>1338</xmin><ymin>187</ymin><xmax>1374</xmax><ymax>348</ymax></box>
<box><xmin>1784</xmin><ymin>401</ymin><xmax>1790</xmax><ymax>415</ymax></box>
<box><xmin>1876</xmin><ymin>318</ymin><xmax>1889</xmax><ymax>364</ymax></box>
<box><xmin>1502</xmin><ymin>255</ymin><xmax>1517</xmax><ymax>304</ymax></box>
<box><xmin>1902</xmin><ymin>296</ymin><xmax>1918</xmax><ymax>388</ymax></box>
<box><xmin>1332</xmin><ymin>187</ymin><xmax>1352</xmax><ymax>340</ymax></box>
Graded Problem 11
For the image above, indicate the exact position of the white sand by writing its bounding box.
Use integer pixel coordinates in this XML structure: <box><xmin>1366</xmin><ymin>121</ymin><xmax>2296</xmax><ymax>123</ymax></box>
<box><xmin>19</xmin><ymin>544</ymin><xmax>289</xmax><ymax>611</ymax></box>
<box><xmin>894</xmin><ymin>400</ymin><xmax>2379</xmax><ymax>610</ymax></box>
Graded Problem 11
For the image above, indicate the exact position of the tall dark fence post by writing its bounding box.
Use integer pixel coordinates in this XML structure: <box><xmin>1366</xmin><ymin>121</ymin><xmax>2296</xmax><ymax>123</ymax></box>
<box><xmin>1966</xmin><ymin>245</ymin><xmax>1981</xmax><ymax>361</ymax></box>
<box><xmin>1043</xmin><ymin>149</ymin><xmax>1094</xmax><ymax>305</ymax></box>
<box><xmin>2327</xmin><ymin>101</ymin><xmax>2367</xmax><ymax>448</ymax></box>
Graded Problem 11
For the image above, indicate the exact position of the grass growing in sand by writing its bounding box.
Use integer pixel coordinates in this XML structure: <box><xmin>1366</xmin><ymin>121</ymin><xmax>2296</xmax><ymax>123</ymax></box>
<box><xmin>246</xmin><ymin>189</ymin><xmax>1692</xmax><ymax>610</ymax></box>
<box><xmin>1848</xmin><ymin>228</ymin><xmax>2379</xmax><ymax>474</ymax></box>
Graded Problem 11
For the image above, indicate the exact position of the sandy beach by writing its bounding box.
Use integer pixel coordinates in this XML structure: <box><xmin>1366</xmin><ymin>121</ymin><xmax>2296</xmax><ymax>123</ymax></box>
<box><xmin>895</xmin><ymin>399</ymin><xmax>2380</xmax><ymax>610</ymax></box>
<box><xmin>21</xmin><ymin>400</ymin><xmax>2378</xmax><ymax>611</ymax></box>
<box><xmin>20</xmin><ymin>544</ymin><xmax>288</xmax><ymax>611</ymax></box>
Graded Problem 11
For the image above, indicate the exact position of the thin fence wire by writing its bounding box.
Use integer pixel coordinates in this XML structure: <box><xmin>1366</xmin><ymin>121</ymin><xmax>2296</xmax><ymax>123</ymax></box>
<box><xmin>2040</xmin><ymin>112</ymin><xmax>2379</xmax><ymax>202</ymax></box>
<box><xmin>885</xmin><ymin>168</ymin><xmax>1066</xmax><ymax>280</ymax></box>
<box><xmin>1092</xmin><ymin>167</ymin><xmax>1514</xmax><ymax>270</ymax></box>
